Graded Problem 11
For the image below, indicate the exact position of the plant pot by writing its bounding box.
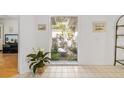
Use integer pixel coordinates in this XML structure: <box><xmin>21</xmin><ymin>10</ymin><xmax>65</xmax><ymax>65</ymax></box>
<box><xmin>36</xmin><ymin>67</ymin><xmax>44</xmax><ymax>75</ymax></box>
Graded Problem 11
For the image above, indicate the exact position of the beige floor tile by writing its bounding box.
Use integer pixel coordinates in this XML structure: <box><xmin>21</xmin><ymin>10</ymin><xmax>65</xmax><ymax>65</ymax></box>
<box><xmin>16</xmin><ymin>65</ymin><xmax>124</xmax><ymax>78</ymax></box>
<box><xmin>48</xmin><ymin>72</ymin><xmax>56</xmax><ymax>78</ymax></box>
<box><xmin>55</xmin><ymin>73</ymin><xmax>62</xmax><ymax>78</ymax></box>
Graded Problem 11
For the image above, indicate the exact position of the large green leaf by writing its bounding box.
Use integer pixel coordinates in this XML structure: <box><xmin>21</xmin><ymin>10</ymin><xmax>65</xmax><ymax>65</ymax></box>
<box><xmin>36</xmin><ymin>51</ymin><xmax>43</xmax><ymax>58</ymax></box>
<box><xmin>27</xmin><ymin>54</ymin><xmax>37</xmax><ymax>59</ymax></box>
<box><xmin>43</xmin><ymin>52</ymin><xmax>50</xmax><ymax>58</ymax></box>
<box><xmin>43</xmin><ymin>57</ymin><xmax>51</xmax><ymax>63</ymax></box>
<box><xmin>30</xmin><ymin>58</ymin><xmax>36</xmax><ymax>61</ymax></box>
<box><xmin>29</xmin><ymin>62</ymin><xmax>37</xmax><ymax>69</ymax></box>
<box><xmin>44</xmin><ymin>59</ymin><xmax>50</xmax><ymax>63</ymax></box>
<box><xmin>27</xmin><ymin>57</ymin><xmax>36</xmax><ymax>63</ymax></box>
<box><xmin>33</xmin><ymin>65</ymin><xmax>37</xmax><ymax>74</ymax></box>
<box><xmin>44</xmin><ymin>57</ymin><xmax>51</xmax><ymax>61</ymax></box>
<box><xmin>44</xmin><ymin>59</ymin><xmax>49</xmax><ymax>62</ymax></box>
<box><xmin>28</xmin><ymin>58</ymin><xmax>36</xmax><ymax>63</ymax></box>
<box><xmin>33</xmin><ymin>63</ymin><xmax>40</xmax><ymax>74</ymax></box>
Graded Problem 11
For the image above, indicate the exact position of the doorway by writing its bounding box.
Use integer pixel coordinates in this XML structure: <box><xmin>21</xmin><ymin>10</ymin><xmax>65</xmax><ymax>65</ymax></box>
<box><xmin>0</xmin><ymin>15</ymin><xmax>19</xmax><ymax>77</ymax></box>
<box><xmin>51</xmin><ymin>16</ymin><xmax>78</xmax><ymax>63</ymax></box>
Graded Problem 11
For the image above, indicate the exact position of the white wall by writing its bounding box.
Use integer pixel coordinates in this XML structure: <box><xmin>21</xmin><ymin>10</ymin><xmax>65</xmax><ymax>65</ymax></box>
<box><xmin>78</xmin><ymin>15</ymin><xmax>119</xmax><ymax>65</ymax></box>
<box><xmin>19</xmin><ymin>16</ymin><xmax>37</xmax><ymax>74</ymax></box>
<box><xmin>34</xmin><ymin>15</ymin><xmax>51</xmax><ymax>52</ymax></box>
<box><xmin>2</xmin><ymin>19</ymin><xmax>18</xmax><ymax>34</ymax></box>
<box><xmin>19</xmin><ymin>15</ymin><xmax>119</xmax><ymax>74</ymax></box>
<box><xmin>0</xmin><ymin>24</ymin><xmax>3</xmax><ymax>50</ymax></box>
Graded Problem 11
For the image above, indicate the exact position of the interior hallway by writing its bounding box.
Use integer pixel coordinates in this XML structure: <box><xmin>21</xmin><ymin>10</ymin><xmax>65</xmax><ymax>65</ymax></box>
<box><xmin>0</xmin><ymin>53</ymin><xmax>18</xmax><ymax>77</ymax></box>
<box><xmin>16</xmin><ymin>65</ymin><xmax>124</xmax><ymax>78</ymax></box>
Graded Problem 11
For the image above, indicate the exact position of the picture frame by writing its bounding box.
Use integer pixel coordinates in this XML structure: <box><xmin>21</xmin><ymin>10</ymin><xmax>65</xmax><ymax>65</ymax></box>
<box><xmin>38</xmin><ymin>24</ymin><xmax>46</xmax><ymax>31</ymax></box>
<box><xmin>93</xmin><ymin>22</ymin><xmax>106</xmax><ymax>32</ymax></box>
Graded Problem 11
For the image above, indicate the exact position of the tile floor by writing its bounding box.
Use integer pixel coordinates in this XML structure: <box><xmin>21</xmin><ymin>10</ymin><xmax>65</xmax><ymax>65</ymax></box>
<box><xmin>15</xmin><ymin>65</ymin><xmax>124</xmax><ymax>78</ymax></box>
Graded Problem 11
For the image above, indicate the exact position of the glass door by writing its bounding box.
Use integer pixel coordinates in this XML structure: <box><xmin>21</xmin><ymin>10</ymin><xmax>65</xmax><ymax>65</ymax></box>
<box><xmin>51</xmin><ymin>16</ymin><xmax>78</xmax><ymax>62</ymax></box>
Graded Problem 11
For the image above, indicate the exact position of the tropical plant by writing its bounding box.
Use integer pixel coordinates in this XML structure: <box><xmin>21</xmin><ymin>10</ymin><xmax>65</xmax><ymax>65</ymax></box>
<box><xmin>27</xmin><ymin>48</ymin><xmax>51</xmax><ymax>74</ymax></box>
<box><xmin>51</xmin><ymin>49</ymin><xmax>61</xmax><ymax>60</ymax></box>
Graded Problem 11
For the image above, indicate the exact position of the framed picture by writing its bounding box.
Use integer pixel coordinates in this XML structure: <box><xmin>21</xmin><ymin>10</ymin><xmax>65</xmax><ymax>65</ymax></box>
<box><xmin>93</xmin><ymin>22</ymin><xmax>106</xmax><ymax>32</ymax></box>
<box><xmin>38</xmin><ymin>24</ymin><xmax>46</xmax><ymax>31</ymax></box>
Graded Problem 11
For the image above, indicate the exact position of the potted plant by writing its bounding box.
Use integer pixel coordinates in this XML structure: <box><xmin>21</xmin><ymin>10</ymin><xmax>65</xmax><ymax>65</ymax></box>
<box><xmin>27</xmin><ymin>48</ymin><xmax>51</xmax><ymax>75</ymax></box>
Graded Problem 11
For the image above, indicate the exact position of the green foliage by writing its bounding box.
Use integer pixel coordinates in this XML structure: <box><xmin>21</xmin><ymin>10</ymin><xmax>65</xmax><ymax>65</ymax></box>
<box><xmin>27</xmin><ymin>49</ymin><xmax>51</xmax><ymax>74</ymax></box>
<box><xmin>51</xmin><ymin>49</ymin><xmax>61</xmax><ymax>60</ymax></box>
<box><xmin>68</xmin><ymin>55</ymin><xmax>77</xmax><ymax>61</ymax></box>
<box><xmin>70</xmin><ymin>47</ymin><xmax>77</xmax><ymax>54</ymax></box>
<box><xmin>52</xmin><ymin>23</ymin><xmax>66</xmax><ymax>31</ymax></box>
